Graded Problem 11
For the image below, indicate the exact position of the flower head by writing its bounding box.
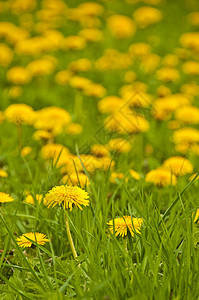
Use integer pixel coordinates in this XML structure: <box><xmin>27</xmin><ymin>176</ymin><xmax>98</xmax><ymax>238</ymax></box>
<box><xmin>145</xmin><ymin>168</ymin><xmax>177</xmax><ymax>186</ymax></box>
<box><xmin>16</xmin><ymin>232</ymin><xmax>49</xmax><ymax>248</ymax></box>
<box><xmin>44</xmin><ymin>185</ymin><xmax>89</xmax><ymax>211</ymax></box>
<box><xmin>107</xmin><ymin>216</ymin><xmax>143</xmax><ymax>237</ymax></box>
<box><xmin>0</xmin><ymin>192</ymin><xmax>14</xmax><ymax>203</ymax></box>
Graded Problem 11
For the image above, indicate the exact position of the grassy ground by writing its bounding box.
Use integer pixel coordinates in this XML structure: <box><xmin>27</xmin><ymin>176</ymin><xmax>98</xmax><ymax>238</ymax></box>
<box><xmin>1</xmin><ymin>0</ymin><xmax>199</xmax><ymax>299</ymax></box>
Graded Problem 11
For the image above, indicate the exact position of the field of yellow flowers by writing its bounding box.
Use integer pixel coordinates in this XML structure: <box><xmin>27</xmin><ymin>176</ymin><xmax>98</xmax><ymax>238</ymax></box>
<box><xmin>1</xmin><ymin>0</ymin><xmax>199</xmax><ymax>299</ymax></box>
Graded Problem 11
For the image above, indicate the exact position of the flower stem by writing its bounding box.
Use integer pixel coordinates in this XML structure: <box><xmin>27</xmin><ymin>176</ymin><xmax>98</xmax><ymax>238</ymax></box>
<box><xmin>65</xmin><ymin>215</ymin><xmax>78</xmax><ymax>259</ymax></box>
<box><xmin>17</xmin><ymin>123</ymin><xmax>22</xmax><ymax>153</ymax></box>
<box><xmin>74</xmin><ymin>92</ymin><xmax>83</xmax><ymax>120</ymax></box>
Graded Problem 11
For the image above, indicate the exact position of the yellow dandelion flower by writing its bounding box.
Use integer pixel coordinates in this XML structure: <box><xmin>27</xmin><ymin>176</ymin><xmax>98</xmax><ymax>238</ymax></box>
<box><xmin>110</xmin><ymin>172</ymin><xmax>126</xmax><ymax>183</ymax></box>
<box><xmin>107</xmin><ymin>15</ymin><xmax>136</xmax><ymax>39</ymax></box>
<box><xmin>62</xmin><ymin>35</ymin><xmax>86</xmax><ymax>51</ymax></box>
<box><xmin>25</xmin><ymin>194</ymin><xmax>45</xmax><ymax>205</ymax></box>
<box><xmin>107</xmin><ymin>216</ymin><xmax>143</xmax><ymax>237</ymax></box>
<box><xmin>0</xmin><ymin>169</ymin><xmax>8</xmax><ymax>178</ymax></box>
<box><xmin>6</xmin><ymin>66</ymin><xmax>32</xmax><ymax>85</ymax></box>
<box><xmin>0</xmin><ymin>192</ymin><xmax>14</xmax><ymax>203</ymax></box>
<box><xmin>83</xmin><ymin>83</ymin><xmax>106</xmax><ymax>98</ymax></box>
<box><xmin>79</xmin><ymin>28</ymin><xmax>103</xmax><ymax>42</ymax></box>
<box><xmin>162</xmin><ymin>156</ymin><xmax>193</xmax><ymax>176</ymax></box>
<box><xmin>129</xmin><ymin>169</ymin><xmax>141</xmax><ymax>180</ymax></box>
<box><xmin>16</xmin><ymin>232</ymin><xmax>49</xmax><ymax>248</ymax></box>
<box><xmin>66</xmin><ymin>123</ymin><xmax>83</xmax><ymax>135</ymax></box>
<box><xmin>108</xmin><ymin>138</ymin><xmax>131</xmax><ymax>153</ymax></box>
<box><xmin>156</xmin><ymin>67</ymin><xmax>180</xmax><ymax>82</ymax></box>
<box><xmin>175</xmin><ymin>106</ymin><xmax>199</xmax><ymax>124</ymax></box>
<box><xmin>133</xmin><ymin>6</ymin><xmax>162</xmax><ymax>28</ymax></box>
<box><xmin>145</xmin><ymin>168</ymin><xmax>177</xmax><ymax>186</ymax></box>
<box><xmin>44</xmin><ymin>185</ymin><xmax>89</xmax><ymax>211</ymax></box>
<box><xmin>0</xmin><ymin>43</ymin><xmax>13</xmax><ymax>66</ymax></box>
<box><xmin>21</xmin><ymin>146</ymin><xmax>32</xmax><ymax>157</ymax></box>
<box><xmin>4</xmin><ymin>104</ymin><xmax>35</xmax><ymax>125</ymax></box>
<box><xmin>62</xmin><ymin>173</ymin><xmax>89</xmax><ymax>187</ymax></box>
<box><xmin>91</xmin><ymin>144</ymin><xmax>110</xmax><ymax>157</ymax></box>
<box><xmin>68</xmin><ymin>58</ymin><xmax>92</xmax><ymax>72</ymax></box>
<box><xmin>98</xmin><ymin>96</ymin><xmax>123</xmax><ymax>114</ymax></box>
<box><xmin>33</xmin><ymin>130</ymin><xmax>53</xmax><ymax>141</ymax></box>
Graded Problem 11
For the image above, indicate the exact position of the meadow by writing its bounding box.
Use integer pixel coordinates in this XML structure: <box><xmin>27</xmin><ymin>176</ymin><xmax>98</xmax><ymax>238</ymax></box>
<box><xmin>0</xmin><ymin>0</ymin><xmax>199</xmax><ymax>299</ymax></box>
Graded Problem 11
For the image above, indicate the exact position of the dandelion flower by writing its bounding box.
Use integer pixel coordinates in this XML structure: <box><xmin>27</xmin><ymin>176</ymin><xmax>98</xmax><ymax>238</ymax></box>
<box><xmin>145</xmin><ymin>168</ymin><xmax>177</xmax><ymax>186</ymax></box>
<box><xmin>16</xmin><ymin>232</ymin><xmax>49</xmax><ymax>248</ymax></box>
<box><xmin>162</xmin><ymin>156</ymin><xmax>193</xmax><ymax>176</ymax></box>
<box><xmin>0</xmin><ymin>192</ymin><xmax>14</xmax><ymax>203</ymax></box>
<box><xmin>0</xmin><ymin>169</ymin><xmax>8</xmax><ymax>178</ymax></box>
<box><xmin>107</xmin><ymin>216</ymin><xmax>143</xmax><ymax>237</ymax></box>
<box><xmin>44</xmin><ymin>185</ymin><xmax>89</xmax><ymax>211</ymax></box>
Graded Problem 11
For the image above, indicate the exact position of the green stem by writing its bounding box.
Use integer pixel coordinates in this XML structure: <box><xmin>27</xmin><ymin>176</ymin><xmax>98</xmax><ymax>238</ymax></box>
<box><xmin>74</xmin><ymin>92</ymin><xmax>83</xmax><ymax>120</ymax></box>
<box><xmin>17</xmin><ymin>123</ymin><xmax>22</xmax><ymax>153</ymax></box>
<box><xmin>65</xmin><ymin>215</ymin><xmax>77</xmax><ymax>259</ymax></box>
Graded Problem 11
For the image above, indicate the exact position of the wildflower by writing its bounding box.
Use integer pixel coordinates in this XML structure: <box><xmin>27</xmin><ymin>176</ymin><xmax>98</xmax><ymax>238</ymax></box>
<box><xmin>78</xmin><ymin>2</ymin><xmax>104</xmax><ymax>16</ymax></box>
<box><xmin>108</xmin><ymin>138</ymin><xmax>131</xmax><ymax>153</ymax></box>
<box><xmin>33</xmin><ymin>130</ymin><xmax>53</xmax><ymax>141</ymax></box>
<box><xmin>107</xmin><ymin>216</ymin><xmax>143</xmax><ymax>237</ymax></box>
<box><xmin>129</xmin><ymin>169</ymin><xmax>141</xmax><ymax>180</ymax></box>
<box><xmin>66</xmin><ymin>123</ymin><xmax>83</xmax><ymax>135</ymax></box>
<box><xmin>62</xmin><ymin>35</ymin><xmax>86</xmax><ymax>50</ymax></box>
<box><xmin>41</xmin><ymin>143</ymin><xmax>70</xmax><ymax>161</ymax></box>
<box><xmin>34</xmin><ymin>107</ymin><xmax>71</xmax><ymax>134</ymax></box>
<box><xmin>157</xmin><ymin>85</ymin><xmax>171</xmax><ymax>97</ymax></box>
<box><xmin>173</xmin><ymin>127</ymin><xmax>199</xmax><ymax>145</ymax></box>
<box><xmin>180</xmin><ymin>32</ymin><xmax>199</xmax><ymax>50</ymax></box>
<box><xmin>16</xmin><ymin>232</ymin><xmax>49</xmax><ymax>248</ymax></box>
<box><xmin>182</xmin><ymin>61</ymin><xmax>199</xmax><ymax>75</ymax></box>
<box><xmin>124</xmin><ymin>71</ymin><xmax>136</xmax><ymax>83</ymax></box>
<box><xmin>79</xmin><ymin>28</ymin><xmax>103</xmax><ymax>42</ymax></box>
<box><xmin>27</xmin><ymin>58</ymin><xmax>56</xmax><ymax>76</ymax></box>
<box><xmin>110</xmin><ymin>172</ymin><xmax>126</xmax><ymax>183</ymax></box>
<box><xmin>153</xmin><ymin>94</ymin><xmax>190</xmax><ymax>120</ymax></box>
<box><xmin>69</xmin><ymin>76</ymin><xmax>91</xmax><ymax>90</ymax></box>
<box><xmin>133</xmin><ymin>6</ymin><xmax>162</xmax><ymax>28</ymax></box>
<box><xmin>6</xmin><ymin>66</ymin><xmax>32</xmax><ymax>85</ymax></box>
<box><xmin>84</xmin><ymin>83</ymin><xmax>106</xmax><ymax>98</ymax></box>
<box><xmin>25</xmin><ymin>194</ymin><xmax>45</xmax><ymax>205</ymax></box>
<box><xmin>162</xmin><ymin>156</ymin><xmax>193</xmax><ymax>176</ymax></box>
<box><xmin>44</xmin><ymin>185</ymin><xmax>89</xmax><ymax>211</ymax></box>
<box><xmin>107</xmin><ymin>14</ymin><xmax>136</xmax><ymax>39</ymax></box>
<box><xmin>21</xmin><ymin>146</ymin><xmax>32</xmax><ymax>157</ymax></box>
<box><xmin>62</xmin><ymin>173</ymin><xmax>89</xmax><ymax>187</ymax></box>
<box><xmin>4</xmin><ymin>104</ymin><xmax>35</xmax><ymax>125</ymax></box>
<box><xmin>162</xmin><ymin>54</ymin><xmax>178</xmax><ymax>67</ymax></box>
<box><xmin>104</xmin><ymin>111</ymin><xmax>149</xmax><ymax>134</ymax></box>
<box><xmin>91</xmin><ymin>144</ymin><xmax>109</xmax><ymax>157</ymax></box>
<box><xmin>175</xmin><ymin>106</ymin><xmax>199</xmax><ymax>124</ymax></box>
<box><xmin>129</xmin><ymin>43</ymin><xmax>151</xmax><ymax>57</ymax></box>
<box><xmin>98</xmin><ymin>96</ymin><xmax>124</xmax><ymax>114</ymax></box>
<box><xmin>55</xmin><ymin>70</ymin><xmax>72</xmax><ymax>85</ymax></box>
<box><xmin>0</xmin><ymin>43</ymin><xmax>13</xmax><ymax>66</ymax></box>
<box><xmin>8</xmin><ymin>86</ymin><xmax>23</xmax><ymax>99</ymax></box>
<box><xmin>145</xmin><ymin>168</ymin><xmax>177</xmax><ymax>186</ymax></box>
<box><xmin>68</xmin><ymin>58</ymin><xmax>92</xmax><ymax>72</ymax></box>
<box><xmin>188</xmin><ymin>12</ymin><xmax>199</xmax><ymax>26</ymax></box>
<box><xmin>0</xmin><ymin>169</ymin><xmax>8</xmax><ymax>178</ymax></box>
<box><xmin>0</xmin><ymin>192</ymin><xmax>14</xmax><ymax>203</ymax></box>
<box><xmin>156</xmin><ymin>67</ymin><xmax>180</xmax><ymax>82</ymax></box>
